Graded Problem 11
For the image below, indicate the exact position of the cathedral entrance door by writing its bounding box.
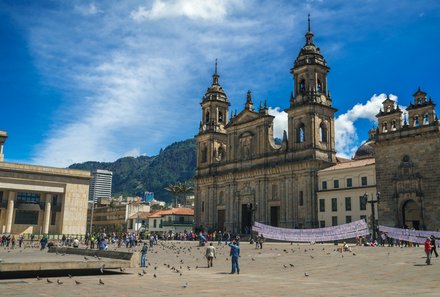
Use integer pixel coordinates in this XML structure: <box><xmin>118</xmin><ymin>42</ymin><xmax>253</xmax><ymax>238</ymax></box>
<box><xmin>241</xmin><ymin>204</ymin><xmax>252</xmax><ymax>234</ymax></box>
<box><xmin>217</xmin><ymin>210</ymin><xmax>225</xmax><ymax>231</ymax></box>
<box><xmin>402</xmin><ymin>199</ymin><xmax>421</xmax><ymax>229</ymax></box>
<box><xmin>270</xmin><ymin>206</ymin><xmax>280</xmax><ymax>227</ymax></box>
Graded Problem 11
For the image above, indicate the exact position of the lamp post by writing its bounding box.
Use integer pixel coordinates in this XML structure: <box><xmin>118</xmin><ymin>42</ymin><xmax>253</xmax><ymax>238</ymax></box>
<box><xmin>367</xmin><ymin>192</ymin><xmax>380</xmax><ymax>242</ymax></box>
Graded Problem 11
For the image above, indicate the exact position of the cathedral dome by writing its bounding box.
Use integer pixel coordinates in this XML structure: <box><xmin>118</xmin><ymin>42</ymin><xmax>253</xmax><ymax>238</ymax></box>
<box><xmin>353</xmin><ymin>140</ymin><xmax>375</xmax><ymax>160</ymax></box>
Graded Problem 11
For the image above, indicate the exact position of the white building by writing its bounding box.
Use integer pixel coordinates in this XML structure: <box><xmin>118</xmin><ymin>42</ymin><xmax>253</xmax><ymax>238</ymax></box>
<box><xmin>89</xmin><ymin>169</ymin><xmax>112</xmax><ymax>203</ymax></box>
<box><xmin>317</xmin><ymin>132</ymin><xmax>378</xmax><ymax>228</ymax></box>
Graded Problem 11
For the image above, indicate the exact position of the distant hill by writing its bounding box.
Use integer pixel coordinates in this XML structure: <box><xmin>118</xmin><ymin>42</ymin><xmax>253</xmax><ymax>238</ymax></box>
<box><xmin>68</xmin><ymin>138</ymin><xmax>196</xmax><ymax>202</ymax></box>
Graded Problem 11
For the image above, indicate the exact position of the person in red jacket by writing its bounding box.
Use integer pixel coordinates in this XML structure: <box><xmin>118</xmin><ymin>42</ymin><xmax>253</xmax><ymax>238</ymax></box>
<box><xmin>425</xmin><ymin>237</ymin><xmax>433</xmax><ymax>265</ymax></box>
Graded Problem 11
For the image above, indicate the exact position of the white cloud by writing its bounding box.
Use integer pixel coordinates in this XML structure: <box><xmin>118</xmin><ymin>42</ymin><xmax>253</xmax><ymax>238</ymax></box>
<box><xmin>131</xmin><ymin>0</ymin><xmax>235</xmax><ymax>22</ymax></box>
<box><xmin>75</xmin><ymin>3</ymin><xmax>102</xmax><ymax>16</ymax></box>
<box><xmin>268</xmin><ymin>107</ymin><xmax>288</xmax><ymax>139</ymax></box>
<box><xmin>335</xmin><ymin>93</ymin><xmax>399</xmax><ymax>158</ymax></box>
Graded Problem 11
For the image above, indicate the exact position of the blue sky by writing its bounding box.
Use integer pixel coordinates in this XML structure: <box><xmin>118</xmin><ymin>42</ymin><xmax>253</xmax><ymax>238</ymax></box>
<box><xmin>1</xmin><ymin>0</ymin><xmax>439</xmax><ymax>167</ymax></box>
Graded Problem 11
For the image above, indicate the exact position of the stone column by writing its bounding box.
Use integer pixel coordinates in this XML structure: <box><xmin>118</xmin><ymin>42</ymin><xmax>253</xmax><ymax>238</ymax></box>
<box><xmin>5</xmin><ymin>191</ymin><xmax>15</xmax><ymax>233</ymax></box>
<box><xmin>43</xmin><ymin>194</ymin><xmax>51</xmax><ymax>234</ymax></box>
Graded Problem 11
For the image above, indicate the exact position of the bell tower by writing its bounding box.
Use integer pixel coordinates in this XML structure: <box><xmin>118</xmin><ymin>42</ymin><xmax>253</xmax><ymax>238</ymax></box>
<box><xmin>196</xmin><ymin>61</ymin><xmax>230</xmax><ymax>170</ymax></box>
<box><xmin>285</xmin><ymin>15</ymin><xmax>337</xmax><ymax>163</ymax></box>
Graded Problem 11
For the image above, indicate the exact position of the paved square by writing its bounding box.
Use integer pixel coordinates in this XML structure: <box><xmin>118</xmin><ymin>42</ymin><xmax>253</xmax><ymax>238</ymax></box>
<box><xmin>1</xmin><ymin>241</ymin><xmax>439</xmax><ymax>296</ymax></box>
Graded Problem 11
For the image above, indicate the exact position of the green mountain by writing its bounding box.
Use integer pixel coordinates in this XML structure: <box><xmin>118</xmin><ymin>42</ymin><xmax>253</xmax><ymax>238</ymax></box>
<box><xmin>68</xmin><ymin>138</ymin><xmax>196</xmax><ymax>202</ymax></box>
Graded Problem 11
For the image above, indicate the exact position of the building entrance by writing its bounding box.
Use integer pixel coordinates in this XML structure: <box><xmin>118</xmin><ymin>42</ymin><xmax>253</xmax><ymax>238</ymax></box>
<box><xmin>402</xmin><ymin>199</ymin><xmax>421</xmax><ymax>229</ymax></box>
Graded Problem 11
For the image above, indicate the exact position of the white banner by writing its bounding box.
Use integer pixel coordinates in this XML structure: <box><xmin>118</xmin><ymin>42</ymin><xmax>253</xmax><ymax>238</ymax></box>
<box><xmin>253</xmin><ymin>220</ymin><xmax>369</xmax><ymax>242</ymax></box>
<box><xmin>378</xmin><ymin>225</ymin><xmax>440</xmax><ymax>244</ymax></box>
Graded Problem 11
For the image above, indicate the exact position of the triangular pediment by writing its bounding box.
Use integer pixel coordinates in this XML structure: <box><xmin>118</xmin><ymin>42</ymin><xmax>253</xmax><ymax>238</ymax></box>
<box><xmin>228</xmin><ymin>110</ymin><xmax>262</xmax><ymax>127</ymax></box>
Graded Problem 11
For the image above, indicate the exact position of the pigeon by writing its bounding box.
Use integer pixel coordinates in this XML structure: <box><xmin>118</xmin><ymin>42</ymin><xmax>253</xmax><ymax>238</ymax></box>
<box><xmin>304</xmin><ymin>272</ymin><xmax>309</xmax><ymax>277</ymax></box>
<box><xmin>75</xmin><ymin>280</ymin><xmax>81</xmax><ymax>285</ymax></box>
<box><xmin>68</xmin><ymin>274</ymin><xmax>73</xmax><ymax>278</ymax></box>
<box><xmin>47</xmin><ymin>278</ymin><xmax>53</xmax><ymax>283</ymax></box>
<box><xmin>36</xmin><ymin>276</ymin><xmax>41</xmax><ymax>281</ymax></box>
<box><xmin>84</xmin><ymin>256</ymin><xmax>89</xmax><ymax>261</ymax></box>
<box><xmin>283</xmin><ymin>264</ymin><xmax>287</xmax><ymax>268</ymax></box>
<box><xmin>138</xmin><ymin>272</ymin><xmax>144</xmax><ymax>276</ymax></box>
<box><xmin>182</xmin><ymin>282</ymin><xmax>188</xmax><ymax>288</ymax></box>
<box><xmin>251</xmin><ymin>258</ymin><xmax>255</xmax><ymax>261</ymax></box>
<box><xmin>143</xmin><ymin>269</ymin><xmax>147</xmax><ymax>275</ymax></box>
<box><xmin>154</xmin><ymin>274</ymin><xmax>157</xmax><ymax>278</ymax></box>
<box><xmin>289</xmin><ymin>264</ymin><xmax>295</xmax><ymax>267</ymax></box>
<box><xmin>99</xmin><ymin>278</ymin><xmax>104</xmax><ymax>285</ymax></box>
<box><xmin>57</xmin><ymin>280</ymin><xmax>63</xmax><ymax>285</ymax></box>
<box><xmin>119</xmin><ymin>267</ymin><xmax>125</xmax><ymax>272</ymax></box>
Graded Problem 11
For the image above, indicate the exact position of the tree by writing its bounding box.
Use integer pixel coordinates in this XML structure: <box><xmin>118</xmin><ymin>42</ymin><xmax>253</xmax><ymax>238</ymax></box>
<box><xmin>165</xmin><ymin>181</ymin><xmax>194</xmax><ymax>207</ymax></box>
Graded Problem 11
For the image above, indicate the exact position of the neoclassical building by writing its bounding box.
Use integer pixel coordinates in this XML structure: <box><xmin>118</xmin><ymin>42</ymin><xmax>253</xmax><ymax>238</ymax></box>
<box><xmin>195</xmin><ymin>19</ymin><xmax>337</xmax><ymax>233</ymax></box>
<box><xmin>374</xmin><ymin>89</ymin><xmax>440</xmax><ymax>230</ymax></box>
<box><xmin>0</xmin><ymin>131</ymin><xmax>91</xmax><ymax>235</ymax></box>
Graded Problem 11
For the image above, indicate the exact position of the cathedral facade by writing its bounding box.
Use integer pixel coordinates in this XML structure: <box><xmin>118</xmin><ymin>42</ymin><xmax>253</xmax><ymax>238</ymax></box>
<box><xmin>374</xmin><ymin>89</ymin><xmax>440</xmax><ymax>230</ymax></box>
<box><xmin>195</xmin><ymin>19</ymin><xmax>337</xmax><ymax>233</ymax></box>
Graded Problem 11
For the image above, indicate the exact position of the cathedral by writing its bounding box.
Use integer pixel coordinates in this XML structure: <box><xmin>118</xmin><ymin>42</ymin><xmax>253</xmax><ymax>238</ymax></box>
<box><xmin>195</xmin><ymin>17</ymin><xmax>338</xmax><ymax>233</ymax></box>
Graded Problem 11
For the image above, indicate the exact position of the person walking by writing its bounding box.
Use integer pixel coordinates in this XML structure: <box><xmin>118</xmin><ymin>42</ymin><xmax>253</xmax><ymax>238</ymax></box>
<box><xmin>431</xmin><ymin>235</ymin><xmax>439</xmax><ymax>258</ymax></box>
<box><xmin>140</xmin><ymin>242</ymin><xmax>148</xmax><ymax>267</ymax></box>
<box><xmin>205</xmin><ymin>242</ymin><xmax>216</xmax><ymax>268</ymax></box>
<box><xmin>229</xmin><ymin>240</ymin><xmax>240</xmax><ymax>274</ymax></box>
<box><xmin>425</xmin><ymin>237</ymin><xmax>433</xmax><ymax>265</ymax></box>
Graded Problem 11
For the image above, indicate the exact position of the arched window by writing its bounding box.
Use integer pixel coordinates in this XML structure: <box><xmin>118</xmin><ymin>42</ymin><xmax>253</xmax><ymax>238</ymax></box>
<box><xmin>382</xmin><ymin>122</ymin><xmax>388</xmax><ymax>132</ymax></box>
<box><xmin>297</xmin><ymin>124</ymin><xmax>305</xmax><ymax>143</ymax></box>
<box><xmin>218</xmin><ymin>146</ymin><xmax>224</xmax><ymax>161</ymax></box>
<box><xmin>319</xmin><ymin>123</ymin><xmax>327</xmax><ymax>143</ymax></box>
<box><xmin>414</xmin><ymin>116</ymin><xmax>419</xmax><ymax>127</ymax></box>
<box><xmin>205</xmin><ymin>111</ymin><xmax>210</xmax><ymax>124</ymax></box>
<box><xmin>391</xmin><ymin>120</ymin><xmax>397</xmax><ymax>131</ymax></box>
<box><xmin>317</xmin><ymin>79</ymin><xmax>322</xmax><ymax>93</ymax></box>
<box><xmin>219</xmin><ymin>191</ymin><xmax>224</xmax><ymax>205</ymax></box>
<box><xmin>218</xmin><ymin>111</ymin><xmax>224</xmax><ymax>123</ymax></box>
<box><xmin>272</xmin><ymin>184</ymin><xmax>278</xmax><ymax>200</ymax></box>
<box><xmin>299</xmin><ymin>79</ymin><xmax>306</xmax><ymax>93</ymax></box>
<box><xmin>201</xmin><ymin>147</ymin><xmax>207</xmax><ymax>163</ymax></box>
<box><xmin>423</xmin><ymin>113</ymin><xmax>429</xmax><ymax>125</ymax></box>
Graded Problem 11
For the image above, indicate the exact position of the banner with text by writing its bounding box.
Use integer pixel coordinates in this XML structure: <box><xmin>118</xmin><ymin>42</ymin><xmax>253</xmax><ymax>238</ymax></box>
<box><xmin>253</xmin><ymin>220</ymin><xmax>369</xmax><ymax>242</ymax></box>
<box><xmin>378</xmin><ymin>225</ymin><xmax>440</xmax><ymax>244</ymax></box>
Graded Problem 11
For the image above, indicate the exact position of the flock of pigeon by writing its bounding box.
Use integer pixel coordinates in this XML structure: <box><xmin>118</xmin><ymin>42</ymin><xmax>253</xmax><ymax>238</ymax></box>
<box><xmin>36</xmin><ymin>241</ymin><xmax>360</xmax><ymax>287</ymax></box>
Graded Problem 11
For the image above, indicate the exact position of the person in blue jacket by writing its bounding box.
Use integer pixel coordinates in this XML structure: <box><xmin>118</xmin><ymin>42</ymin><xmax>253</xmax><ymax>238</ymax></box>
<box><xmin>229</xmin><ymin>240</ymin><xmax>240</xmax><ymax>274</ymax></box>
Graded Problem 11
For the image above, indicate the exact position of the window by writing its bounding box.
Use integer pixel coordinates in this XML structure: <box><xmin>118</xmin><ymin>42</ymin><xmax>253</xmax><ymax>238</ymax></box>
<box><xmin>299</xmin><ymin>79</ymin><xmax>305</xmax><ymax>93</ymax></box>
<box><xmin>205</xmin><ymin>111</ymin><xmax>210</xmax><ymax>123</ymax></box>
<box><xmin>16</xmin><ymin>192</ymin><xmax>40</xmax><ymax>204</ymax></box>
<box><xmin>298</xmin><ymin>124</ymin><xmax>305</xmax><ymax>143</ymax></box>
<box><xmin>319</xmin><ymin>220</ymin><xmax>325</xmax><ymax>228</ymax></box>
<box><xmin>391</xmin><ymin>120</ymin><xmax>397</xmax><ymax>130</ymax></box>
<box><xmin>299</xmin><ymin>191</ymin><xmax>304</xmax><ymax>206</ymax></box>
<box><xmin>382</xmin><ymin>122</ymin><xmax>388</xmax><ymax>132</ymax></box>
<box><xmin>319</xmin><ymin>123</ymin><xmax>327</xmax><ymax>143</ymax></box>
<box><xmin>345</xmin><ymin>197</ymin><xmax>352</xmax><ymax>211</ymax></box>
<box><xmin>361</xmin><ymin>177</ymin><xmax>368</xmax><ymax>186</ymax></box>
<box><xmin>202</xmin><ymin>201</ymin><xmax>205</xmax><ymax>212</ymax></box>
<box><xmin>201</xmin><ymin>147</ymin><xmax>207</xmax><ymax>163</ymax></box>
<box><xmin>218</xmin><ymin>111</ymin><xmax>224</xmax><ymax>123</ymax></box>
<box><xmin>322</xmin><ymin>181</ymin><xmax>327</xmax><ymax>190</ymax></box>
<box><xmin>360</xmin><ymin>215</ymin><xmax>367</xmax><ymax>222</ymax></box>
<box><xmin>332</xmin><ymin>216</ymin><xmax>338</xmax><ymax>226</ymax></box>
<box><xmin>153</xmin><ymin>219</ymin><xmax>157</xmax><ymax>228</ymax></box>
<box><xmin>14</xmin><ymin>210</ymin><xmax>39</xmax><ymax>225</ymax></box>
<box><xmin>346</xmin><ymin>216</ymin><xmax>352</xmax><ymax>223</ymax></box>
<box><xmin>346</xmin><ymin>178</ymin><xmax>352</xmax><ymax>188</ymax></box>
<box><xmin>414</xmin><ymin>116</ymin><xmax>419</xmax><ymax>127</ymax></box>
<box><xmin>317</xmin><ymin>80</ymin><xmax>322</xmax><ymax>93</ymax></box>
<box><xmin>50</xmin><ymin>212</ymin><xmax>56</xmax><ymax>225</ymax></box>
<box><xmin>333</xmin><ymin>180</ymin><xmax>339</xmax><ymax>189</ymax></box>
<box><xmin>331</xmin><ymin>198</ymin><xmax>337</xmax><ymax>212</ymax></box>
<box><xmin>424</xmin><ymin>113</ymin><xmax>429</xmax><ymax>125</ymax></box>
<box><xmin>360</xmin><ymin>195</ymin><xmax>367</xmax><ymax>211</ymax></box>
<box><xmin>319</xmin><ymin>199</ymin><xmax>325</xmax><ymax>212</ymax></box>
<box><xmin>0</xmin><ymin>191</ymin><xmax>3</xmax><ymax>203</ymax></box>
<box><xmin>179</xmin><ymin>216</ymin><xmax>185</xmax><ymax>223</ymax></box>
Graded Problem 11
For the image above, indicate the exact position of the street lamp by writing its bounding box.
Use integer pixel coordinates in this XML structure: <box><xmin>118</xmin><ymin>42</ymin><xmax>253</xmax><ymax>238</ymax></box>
<box><xmin>367</xmin><ymin>192</ymin><xmax>380</xmax><ymax>242</ymax></box>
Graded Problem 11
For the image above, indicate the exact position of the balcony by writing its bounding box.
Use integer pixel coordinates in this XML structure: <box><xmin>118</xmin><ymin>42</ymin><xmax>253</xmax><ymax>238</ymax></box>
<box><xmin>161</xmin><ymin>220</ymin><xmax>194</xmax><ymax>227</ymax></box>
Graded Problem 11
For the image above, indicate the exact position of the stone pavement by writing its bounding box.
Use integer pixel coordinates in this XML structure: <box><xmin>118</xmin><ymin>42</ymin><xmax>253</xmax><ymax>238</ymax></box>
<box><xmin>0</xmin><ymin>241</ymin><xmax>439</xmax><ymax>297</ymax></box>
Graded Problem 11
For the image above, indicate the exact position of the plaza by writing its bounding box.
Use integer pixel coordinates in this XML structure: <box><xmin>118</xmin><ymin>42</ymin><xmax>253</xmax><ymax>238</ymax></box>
<box><xmin>0</xmin><ymin>240</ymin><xmax>439</xmax><ymax>296</ymax></box>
